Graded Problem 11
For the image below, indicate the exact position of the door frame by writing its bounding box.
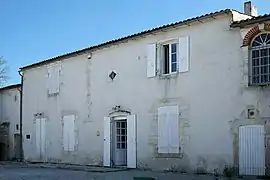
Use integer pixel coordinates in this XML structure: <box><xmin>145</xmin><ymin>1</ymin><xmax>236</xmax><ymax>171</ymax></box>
<box><xmin>104</xmin><ymin>108</ymin><xmax>137</xmax><ymax>168</ymax></box>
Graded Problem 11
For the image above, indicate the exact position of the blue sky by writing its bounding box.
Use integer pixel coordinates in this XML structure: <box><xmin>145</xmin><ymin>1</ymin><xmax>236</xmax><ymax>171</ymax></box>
<box><xmin>0</xmin><ymin>0</ymin><xmax>269</xmax><ymax>85</ymax></box>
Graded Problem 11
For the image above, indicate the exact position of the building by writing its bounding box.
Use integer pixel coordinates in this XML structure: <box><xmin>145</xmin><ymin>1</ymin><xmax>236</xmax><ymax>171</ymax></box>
<box><xmin>20</xmin><ymin>2</ymin><xmax>270</xmax><ymax>175</ymax></box>
<box><xmin>0</xmin><ymin>84</ymin><xmax>21</xmax><ymax>161</ymax></box>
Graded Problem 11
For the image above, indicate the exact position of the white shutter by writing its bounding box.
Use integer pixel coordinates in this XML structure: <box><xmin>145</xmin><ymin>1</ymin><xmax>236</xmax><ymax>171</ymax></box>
<box><xmin>40</xmin><ymin>118</ymin><xmax>46</xmax><ymax>157</ymax></box>
<box><xmin>156</xmin><ymin>44</ymin><xmax>163</xmax><ymax>75</ymax></box>
<box><xmin>63</xmin><ymin>115</ymin><xmax>75</xmax><ymax>151</ymax></box>
<box><xmin>54</xmin><ymin>67</ymin><xmax>60</xmax><ymax>93</ymax></box>
<box><xmin>103</xmin><ymin>117</ymin><xmax>111</xmax><ymax>167</ymax></box>
<box><xmin>63</xmin><ymin>117</ymin><xmax>69</xmax><ymax>151</ymax></box>
<box><xmin>179</xmin><ymin>36</ymin><xmax>190</xmax><ymax>73</ymax></box>
<box><xmin>127</xmin><ymin>114</ymin><xmax>137</xmax><ymax>168</ymax></box>
<box><xmin>158</xmin><ymin>107</ymin><xmax>169</xmax><ymax>153</ymax></box>
<box><xmin>158</xmin><ymin>106</ymin><xmax>179</xmax><ymax>154</ymax></box>
<box><xmin>47</xmin><ymin>67</ymin><xmax>53</xmax><ymax>93</ymax></box>
<box><xmin>36</xmin><ymin>118</ymin><xmax>46</xmax><ymax>160</ymax></box>
<box><xmin>35</xmin><ymin>118</ymin><xmax>41</xmax><ymax>155</ymax></box>
<box><xmin>167</xmin><ymin>106</ymin><xmax>179</xmax><ymax>153</ymax></box>
<box><xmin>147</xmin><ymin>44</ymin><xmax>157</xmax><ymax>78</ymax></box>
<box><xmin>47</xmin><ymin>65</ymin><xmax>60</xmax><ymax>94</ymax></box>
<box><xmin>68</xmin><ymin>115</ymin><xmax>75</xmax><ymax>151</ymax></box>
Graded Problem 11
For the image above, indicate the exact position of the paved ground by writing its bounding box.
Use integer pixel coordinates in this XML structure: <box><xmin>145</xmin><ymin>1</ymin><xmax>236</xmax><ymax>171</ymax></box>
<box><xmin>0</xmin><ymin>163</ymin><xmax>261</xmax><ymax>180</ymax></box>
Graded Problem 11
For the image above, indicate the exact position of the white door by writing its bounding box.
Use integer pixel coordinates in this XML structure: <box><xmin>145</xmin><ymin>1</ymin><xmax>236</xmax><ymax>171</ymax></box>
<box><xmin>35</xmin><ymin>118</ymin><xmax>46</xmax><ymax>161</ymax></box>
<box><xmin>103</xmin><ymin>117</ymin><xmax>111</xmax><ymax>167</ymax></box>
<box><xmin>239</xmin><ymin>125</ymin><xmax>265</xmax><ymax>176</ymax></box>
<box><xmin>114</xmin><ymin>120</ymin><xmax>127</xmax><ymax>166</ymax></box>
<box><xmin>127</xmin><ymin>114</ymin><xmax>137</xmax><ymax>168</ymax></box>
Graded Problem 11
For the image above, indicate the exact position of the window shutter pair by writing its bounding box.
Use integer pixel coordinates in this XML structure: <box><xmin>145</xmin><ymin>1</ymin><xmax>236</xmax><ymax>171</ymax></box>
<box><xmin>157</xmin><ymin>106</ymin><xmax>180</xmax><ymax>153</ymax></box>
<box><xmin>47</xmin><ymin>64</ymin><xmax>60</xmax><ymax>94</ymax></box>
<box><xmin>147</xmin><ymin>36</ymin><xmax>190</xmax><ymax>78</ymax></box>
<box><xmin>63</xmin><ymin>115</ymin><xmax>75</xmax><ymax>151</ymax></box>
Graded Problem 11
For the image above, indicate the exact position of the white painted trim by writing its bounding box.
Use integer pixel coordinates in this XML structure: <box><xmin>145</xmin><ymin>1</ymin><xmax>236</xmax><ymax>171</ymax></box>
<box><xmin>157</xmin><ymin>37</ymin><xmax>179</xmax><ymax>44</ymax></box>
<box><xmin>113</xmin><ymin>116</ymin><xmax>127</xmax><ymax>120</ymax></box>
<box><xmin>259</xmin><ymin>23</ymin><xmax>264</xmax><ymax>30</ymax></box>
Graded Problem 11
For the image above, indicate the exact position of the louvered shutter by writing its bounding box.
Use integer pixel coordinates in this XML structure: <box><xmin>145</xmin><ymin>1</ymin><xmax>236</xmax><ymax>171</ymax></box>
<box><xmin>167</xmin><ymin>106</ymin><xmax>179</xmax><ymax>153</ymax></box>
<box><xmin>63</xmin><ymin>115</ymin><xmax>75</xmax><ymax>151</ymax></box>
<box><xmin>158</xmin><ymin>107</ymin><xmax>169</xmax><ymax>153</ymax></box>
<box><xmin>127</xmin><ymin>114</ymin><xmax>137</xmax><ymax>168</ymax></box>
<box><xmin>179</xmin><ymin>36</ymin><xmax>190</xmax><ymax>73</ymax></box>
<box><xmin>103</xmin><ymin>117</ymin><xmax>111</xmax><ymax>167</ymax></box>
<box><xmin>147</xmin><ymin>44</ymin><xmax>157</xmax><ymax>78</ymax></box>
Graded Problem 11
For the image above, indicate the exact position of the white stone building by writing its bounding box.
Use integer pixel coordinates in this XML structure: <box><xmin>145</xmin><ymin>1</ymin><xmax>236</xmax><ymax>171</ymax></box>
<box><xmin>0</xmin><ymin>84</ymin><xmax>21</xmax><ymax>160</ymax></box>
<box><xmin>20</xmin><ymin>2</ymin><xmax>270</xmax><ymax>175</ymax></box>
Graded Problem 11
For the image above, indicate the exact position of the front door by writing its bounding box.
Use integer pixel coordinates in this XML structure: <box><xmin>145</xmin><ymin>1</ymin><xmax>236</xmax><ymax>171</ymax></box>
<box><xmin>103</xmin><ymin>114</ymin><xmax>137</xmax><ymax>168</ymax></box>
<box><xmin>114</xmin><ymin>120</ymin><xmax>127</xmax><ymax>166</ymax></box>
<box><xmin>35</xmin><ymin>118</ymin><xmax>46</xmax><ymax>161</ymax></box>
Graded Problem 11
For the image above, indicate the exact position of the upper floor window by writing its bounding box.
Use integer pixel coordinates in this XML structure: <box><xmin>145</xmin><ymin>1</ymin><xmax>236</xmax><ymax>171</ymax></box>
<box><xmin>146</xmin><ymin>36</ymin><xmax>190</xmax><ymax>78</ymax></box>
<box><xmin>162</xmin><ymin>43</ymin><xmax>178</xmax><ymax>75</ymax></box>
<box><xmin>250</xmin><ymin>33</ymin><xmax>270</xmax><ymax>86</ymax></box>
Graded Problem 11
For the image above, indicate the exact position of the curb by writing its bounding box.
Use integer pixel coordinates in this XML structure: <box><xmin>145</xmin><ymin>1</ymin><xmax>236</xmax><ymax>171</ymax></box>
<box><xmin>0</xmin><ymin>162</ymin><xmax>129</xmax><ymax>173</ymax></box>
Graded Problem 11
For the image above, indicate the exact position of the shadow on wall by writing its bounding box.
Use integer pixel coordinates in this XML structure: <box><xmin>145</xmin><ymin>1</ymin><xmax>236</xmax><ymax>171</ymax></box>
<box><xmin>0</xmin><ymin>143</ymin><xmax>7</xmax><ymax>161</ymax></box>
<box><xmin>0</xmin><ymin>122</ymin><xmax>10</xmax><ymax>161</ymax></box>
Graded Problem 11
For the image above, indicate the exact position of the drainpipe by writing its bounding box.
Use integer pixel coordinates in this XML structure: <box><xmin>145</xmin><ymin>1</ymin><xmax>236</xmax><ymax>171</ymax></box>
<box><xmin>18</xmin><ymin>70</ymin><xmax>23</xmax><ymax>162</ymax></box>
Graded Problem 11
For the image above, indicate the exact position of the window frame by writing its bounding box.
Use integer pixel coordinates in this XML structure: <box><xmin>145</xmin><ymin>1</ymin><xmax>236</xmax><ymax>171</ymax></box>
<box><xmin>161</xmin><ymin>40</ymin><xmax>178</xmax><ymax>75</ymax></box>
<box><xmin>249</xmin><ymin>32</ymin><xmax>270</xmax><ymax>86</ymax></box>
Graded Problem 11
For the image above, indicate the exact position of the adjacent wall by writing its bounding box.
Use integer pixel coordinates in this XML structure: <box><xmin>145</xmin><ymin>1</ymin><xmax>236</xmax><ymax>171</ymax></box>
<box><xmin>0</xmin><ymin>86</ymin><xmax>21</xmax><ymax>160</ymax></box>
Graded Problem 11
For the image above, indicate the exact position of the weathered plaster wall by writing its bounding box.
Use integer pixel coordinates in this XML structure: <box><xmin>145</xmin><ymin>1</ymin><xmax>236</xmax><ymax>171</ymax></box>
<box><xmin>0</xmin><ymin>88</ymin><xmax>20</xmax><ymax>159</ymax></box>
<box><xmin>21</xmin><ymin>12</ymin><xmax>270</xmax><ymax>172</ymax></box>
<box><xmin>231</xmin><ymin>22</ymin><xmax>270</xmax><ymax>174</ymax></box>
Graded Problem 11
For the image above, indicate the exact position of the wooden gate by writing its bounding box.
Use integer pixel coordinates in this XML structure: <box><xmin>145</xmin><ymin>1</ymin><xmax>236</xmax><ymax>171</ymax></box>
<box><xmin>239</xmin><ymin>125</ymin><xmax>265</xmax><ymax>176</ymax></box>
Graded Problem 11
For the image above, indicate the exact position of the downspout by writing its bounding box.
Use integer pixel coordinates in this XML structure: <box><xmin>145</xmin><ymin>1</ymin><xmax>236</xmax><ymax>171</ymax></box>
<box><xmin>18</xmin><ymin>70</ymin><xmax>23</xmax><ymax>162</ymax></box>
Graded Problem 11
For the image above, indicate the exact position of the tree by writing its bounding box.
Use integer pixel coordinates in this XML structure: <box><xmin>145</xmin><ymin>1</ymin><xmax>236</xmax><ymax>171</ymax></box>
<box><xmin>0</xmin><ymin>57</ymin><xmax>8</xmax><ymax>85</ymax></box>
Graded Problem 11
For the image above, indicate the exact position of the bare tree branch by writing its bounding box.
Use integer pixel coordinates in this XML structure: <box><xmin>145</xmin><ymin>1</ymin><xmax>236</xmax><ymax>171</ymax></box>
<box><xmin>0</xmin><ymin>57</ymin><xmax>9</xmax><ymax>85</ymax></box>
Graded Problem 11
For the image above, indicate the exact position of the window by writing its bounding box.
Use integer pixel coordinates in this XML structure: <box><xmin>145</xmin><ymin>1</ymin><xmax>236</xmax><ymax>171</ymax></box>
<box><xmin>146</xmin><ymin>36</ymin><xmax>190</xmax><ymax>78</ymax></box>
<box><xmin>162</xmin><ymin>43</ymin><xmax>178</xmax><ymax>74</ymax></box>
<box><xmin>249</xmin><ymin>33</ymin><xmax>270</xmax><ymax>85</ymax></box>
<box><xmin>157</xmin><ymin>105</ymin><xmax>179</xmax><ymax>154</ymax></box>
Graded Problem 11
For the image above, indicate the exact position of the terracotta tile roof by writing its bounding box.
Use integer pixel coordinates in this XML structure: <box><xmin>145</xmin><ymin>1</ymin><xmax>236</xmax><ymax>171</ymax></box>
<box><xmin>231</xmin><ymin>13</ymin><xmax>270</xmax><ymax>27</ymax></box>
<box><xmin>20</xmin><ymin>9</ymin><xmax>232</xmax><ymax>70</ymax></box>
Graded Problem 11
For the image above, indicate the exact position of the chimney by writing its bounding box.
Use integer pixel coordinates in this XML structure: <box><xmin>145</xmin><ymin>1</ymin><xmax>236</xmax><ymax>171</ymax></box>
<box><xmin>244</xmin><ymin>1</ymin><xmax>258</xmax><ymax>16</ymax></box>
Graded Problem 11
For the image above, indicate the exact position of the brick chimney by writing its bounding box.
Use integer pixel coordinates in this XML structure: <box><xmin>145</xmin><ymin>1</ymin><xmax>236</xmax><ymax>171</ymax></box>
<box><xmin>244</xmin><ymin>1</ymin><xmax>258</xmax><ymax>16</ymax></box>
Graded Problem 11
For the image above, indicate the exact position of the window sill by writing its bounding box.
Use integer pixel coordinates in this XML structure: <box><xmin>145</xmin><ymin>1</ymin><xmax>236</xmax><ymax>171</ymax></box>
<box><xmin>155</xmin><ymin>153</ymin><xmax>183</xmax><ymax>159</ymax></box>
<box><xmin>248</xmin><ymin>82</ymin><xmax>270</xmax><ymax>87</ymax></box>
<box><xmin>158</xmin><ymin>72</ymin><xmax>178</xmax><ymax>79</ymax></box>
<box><xmin>48</xmin><ymin>92</ymin><xmax>59</xmax><ymax>97</ymax></box>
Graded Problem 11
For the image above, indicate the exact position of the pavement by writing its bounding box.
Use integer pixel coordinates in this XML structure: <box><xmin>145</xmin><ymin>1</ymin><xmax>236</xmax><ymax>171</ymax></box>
<box><xmin>0</xmin><ymin>162</ymin><xmax>263</xmax><ymax>180</ymax></box>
